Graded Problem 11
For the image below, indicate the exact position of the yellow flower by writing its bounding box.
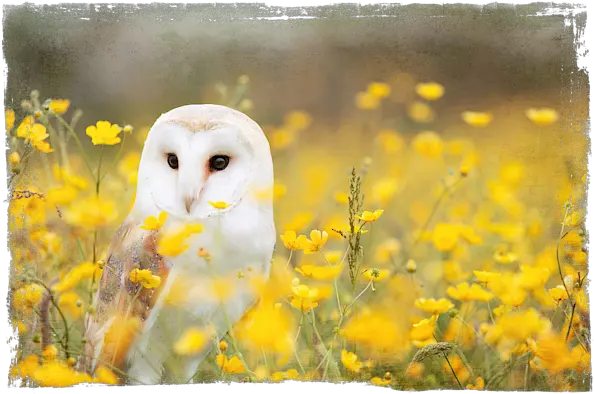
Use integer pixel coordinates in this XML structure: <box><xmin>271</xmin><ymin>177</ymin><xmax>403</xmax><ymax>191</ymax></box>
<box><xmin>301</xmin><ymin>229</ymin><xmax>328</xmax><ymax>254</ymax></box>
<box><xmin>370</xmin><ymin>376</ymin><xmax>390</xmax><ymax>386</ymax></box>
<box><xmin>283</xmin><ymin>212</ymin><xmax>313</xmax><ymax>232</ymax></box>
<box><xmin>5</xmin><ymin>109</ymin><xmax>15</xmax><ymax>130</ymax></box>
<box><xmin>466</xmin><ymin>376</ymin><xmax>485</xmax><ymax>390</ymax></box>
<box><xmin>526</xmin><ymin>108</ymin><xmax>558</xmax><ymax>126</ymax></box>
<box><xmin>64</xmin><ymin>195</ymin><xmax>118</xmax><ymax>228</ymax></box>
<box><xmin>12</xmin><ymin>283</ymin><xmax>45</xmax><ymax>312</ymax></box>
<box><xmin>406</xmin><ymin>259</ymin><xmax>417</xmax><ymax>273</ymax></box>
<box><xmin>461</xmin><ymin>111</ymin><xmax>492</xmax><ymax>127</ymax></box>
<box><xmin>209</xmin><ymin>201</ymin><xmax>232</xmax><ymax>209</ymax></box>
<box><xmin>489</xmin><ymin>273</ymin><xmax>527</xmax><ymax>307</ymax></box>
<box><xmin>415</xmin><ymin>82</ymin><xmax>445</xmax><ymax>101</ymax></box>
<box><xmin>334</xmin><ymin>191</ymin><xmax>349</xmax><ymax>205</ymax></box>
<box><xmin>518</xmin><ymin>265</ymin><xmax>550</xmax><ymax>291</ymax></box>
<box><xmin>17</xmin><ymin>121</ymin><xmax>53</xmax><ymax>152</ymax></box>
<box><xmin>285</xmin><ymin>110</ymin><xmax>312</xmax><ymax>131</ymax></box>
<box><xmin>49</xmin><ymin>99</ymin><xmax>71</xmax><ymax>114</ymax></box>
<box><xmin>375</xmin><ymin>129</ymin><xmax>405</xmax><ymax>153</ymax></box>
<box><xmin>10</xmin><ymin>354</ymin><xmax>39</xmax><ymax>381</ymax></box>
<box><xmin>53</xmin><ymin>262</ymin><xmax>99</xmax><ymax>293</ymax></box>
<box><xmin>129</xmin><ymin>268</ymin><xmax>161</xmax><ymax>289</ymax></box>
<box><xmin>216</xmin><ymin>354</ymin><xmax>246</xmax><ymax>374</ymax></box>
<box><xmin>457</xmin><ymin>225</ymin><xmax>483</xmax><ymax>244</ymax></box>
<box><xmin>371</xmin><ymin>178</ymin><xmax>400</xmax><ymax>205</ymax></box>
<box><xmin>412</xmin><ymin>131</ymin><xmax>443</xmax><ymax>157</ymax></box>
<box><xmin>140</xmin><ymin>211</ymin><xmax>168</xmax><ymax>231</ymax></box>
<box><xmin>42</xmin><ymin>345</ymin><xmax>58</xmax><ymax>360</ymax></box>
<box><xmin>280</xmin><ymin>230</ymin><xmax>307</xmax><ymax>251</ymax></box>
<box><xmin>235</xmin><ymin>302</ymin><xmax>295</xmax><ymax>357</ymax></box>
<box><xmin>270</xmin><ymin>128</ymin><xmax>295</xmax><ymax>150</ymax></box>
<box><xmin>447</xmin><ymin>282</ymin><xmax>493</xmax><ymax>302</ymax></box>
<box><xmin>432</xmin><ymin>222</ymin><xmax>459</xmax><ymax>252</ymax></box>
<box><xmin>367</xmin><ymin>82</ymin><xmax>391</xmax><ymax>98</ymax></box>
<box><xmin>356</xmin><ymin>209</ymin><xmax>384</xmax><ymax>223</ymax></box>
<box><xmin>52</xmin><ymin>164</ymin><xmax>89</xmax><ymax>190</ymax></box>
<box><xmin>414</xmin><ymin>298</ymin><xmax>454</xmax><ymax>315</ymax></box>
<box><xmin>46</xmin><ymin>186</ymin><xmax>78</xmax><ymax>206</ymax></box>
<box><xmin>32</xmin><ymin>360</ymin><xmax>94</xmax><ymax>387</ymax></box>
<box><xmin>173</xmin><ymin>327</ymin><xmax>210</xmax><ymax>356</ymax></box>
<box><xmin>14</xmin><ymin>320</ymin><xmax>28</xmax><ymax>334</ymax></box>
<box><xmin>363</xmin><ymin>268</ymin><xmax>389</xmax><ymax>282</ymax></box>
<box><xmin>295</xmin><ymin>263</ymin><xmax>343</xmax><ymax>280</ymax></box>
<box><xmin>157</xmin><ymin>225</ymin><xmax>202</xmax><ymax>257</ymax></box>
<box><xmin>473</xmin><ymin>270</ymin><xmax>501</xmax><ymax>285</ymax></box>
<box><xmin>219</xmin><ymin>340</ymin><xmax>228</xmax><ymax>352</ymax></box>
<box><xmin>375</xmin><ymin>238</ymin><xmax>401</xmax><ymax>264</ymax></box>
<box><xmin>406</xmin><ymin>363</ymin><xmax>424</xmax><ymax>379</ymax></box>
<box><xmin>94</xmin><ymin>365</ymin><xmax>119</xmax><ymax>385</ymax></box>
<box><xmin>533</xmin><ymin>332</ymin><xmax>577</xmax><ymax>374</ymax></box>
<box><xmin>270</xmin><ymin>369</ymin><xmax>300</xmax><ymax>382</ymax></box>
<box><xmin>548</xmin><ymin>285</ymin><xmax>568</xmax><ymax>302</ymax></box>
<box><xmin>8</xmin><ymin>151</ymin><xmax>20</xmax><ymax>166</ymax></box>
<box><xmin>86</xmin><ymin>121</ymin><xmax>122</xmax><ymax>145</ymax></box>
<box><xmin>498</xmin><ymin>308</ymin><xmax>550</xmax><ymax>342</ymax></box>
<box><xmin>410</xmin><ymin>315</ymin><xmax>437</xmax><ymax>346</ymax></box>
<box><xmin>58</xmin><ymin>291</ymin><xmax>83</xmax><ymax>319</ymax></box>
<box><xmin>340</xmin><ymin>309</ymin><xmax>411</xmax><ymax>355</ymax></box>
<box><xmin>341</xmin><ymin>349</ymin><xmax>363</xmax><ymax>373</ymax></box>
<box><xmin>355</xmin><ymin>91</ymin><xmax>380</xmax><ymax>110</ymax></box>
<box><xmin>493</xmin><ymin>247</ymin><xmax>518</xmax><ymax>264</ymax></box>
<box><xmin>407</xmin><ymin>101</ymin><xmax>435</xmax><ymax>123</ymax></box>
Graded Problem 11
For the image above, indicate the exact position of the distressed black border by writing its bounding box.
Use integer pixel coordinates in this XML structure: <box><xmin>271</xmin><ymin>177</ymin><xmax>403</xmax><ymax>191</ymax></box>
<box><xmin>0</xmin><ymin>0</ymin><xmax>592</xmax><ymax>392</ymax></box>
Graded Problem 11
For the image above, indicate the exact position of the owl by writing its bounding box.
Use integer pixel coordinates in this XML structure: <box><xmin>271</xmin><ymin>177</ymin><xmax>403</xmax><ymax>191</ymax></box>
<box><xmin>79</xmin><ymin>105</ymin><xmax>276</xmax><ymax>384</ymax></box>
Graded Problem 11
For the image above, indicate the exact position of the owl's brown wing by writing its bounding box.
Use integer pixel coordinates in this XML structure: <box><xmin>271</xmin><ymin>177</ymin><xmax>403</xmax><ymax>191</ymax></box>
<box><xmin>78</xmin><ymin>218</ymin><xmax>169</xmax><ymax>375</ymax></box>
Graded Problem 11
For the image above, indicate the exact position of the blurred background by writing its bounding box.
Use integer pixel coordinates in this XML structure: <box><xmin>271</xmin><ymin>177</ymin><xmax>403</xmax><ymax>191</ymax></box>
<box><xmin>3</xmin><ymin>2</ymin><xmax>590</xmax><ymax>222</ymax></box>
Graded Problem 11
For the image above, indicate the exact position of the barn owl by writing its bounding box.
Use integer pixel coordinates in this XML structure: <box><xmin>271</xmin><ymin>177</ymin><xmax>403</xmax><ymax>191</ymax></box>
<box><xmin>79</xmin><ymin>105</ymin><xmax>276</xmax><ymax>385</ymax></box>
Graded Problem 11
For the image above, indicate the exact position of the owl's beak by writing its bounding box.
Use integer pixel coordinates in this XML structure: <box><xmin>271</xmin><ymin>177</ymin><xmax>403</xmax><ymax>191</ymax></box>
<box><xmin>184</xmin><ymin>196</ymin><xmax>196</xmax><ymax>214</ymax></box>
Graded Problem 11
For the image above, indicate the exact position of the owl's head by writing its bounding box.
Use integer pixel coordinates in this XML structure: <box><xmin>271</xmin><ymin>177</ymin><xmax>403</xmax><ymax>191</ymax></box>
<box><xmin>132</xmin><ymin>104</ymin><xmax>274</xmax><ymax>222</ymax></box>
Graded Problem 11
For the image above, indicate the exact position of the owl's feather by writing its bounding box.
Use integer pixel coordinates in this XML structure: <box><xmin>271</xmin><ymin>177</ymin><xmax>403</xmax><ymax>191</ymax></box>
<box><xmin>79</xmin><ymin>219</ymin><xmax>168</xmax><ymax>376</ymax></box>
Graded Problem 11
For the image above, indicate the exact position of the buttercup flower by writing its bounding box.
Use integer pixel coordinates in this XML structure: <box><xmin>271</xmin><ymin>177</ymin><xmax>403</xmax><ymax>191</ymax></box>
<box><xmin>356</xmin><ymin>209</ymin><xmax>384</xmax><ymax>223</ymax></box>
<box><xmin>461</xmin><ymin>111</ymin><xmax>493</xmax><ymax>127</ymax></box>
<box><xmin>209</xmin><ymin>201</ymin><xmax>232</xmax><ymax>209</ymax></box>
<box><xmin>414</xmin><ymin>298</ymin><xmax>454</xmax><ymax>315</ymax></box>
<box><xmin>49</xmin><ymin>99</ymin><xmax>70</xmax><ymax>114</ymax></box>
<box><xmin>129</xmin><ymin>268</ymin><xmax>162</xmax><ymax>289</ymax></box>
<box><xmin>174</xmin><ymin>328</ymin><xmax>210</xmax><ymax>356</ymax></box>
<box><xmin>86</xmin><ymin>121</ymin><xmax>122</xmax><ymax>145</ymax></box>
<box><xmin>140</xmin><ymin>211</ymin><xmax>168</xmax><ymax>231</ymax></box>
<box><xmin>415</xmin><ymin>82</ymin><xmax>445</xmax><ymax>100</ymax></box>
<box><xmin>526</xmin><ymin>108</ymin><xmax>558</xmax><ymax>126</ymax></box>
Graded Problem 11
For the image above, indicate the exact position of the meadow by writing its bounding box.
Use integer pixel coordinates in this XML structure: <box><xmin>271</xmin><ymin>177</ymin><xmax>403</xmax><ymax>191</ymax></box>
<box><xmin>7</xmin><ymin>74</ymin><xmax>591</xmax><ymax>390</ymax></box>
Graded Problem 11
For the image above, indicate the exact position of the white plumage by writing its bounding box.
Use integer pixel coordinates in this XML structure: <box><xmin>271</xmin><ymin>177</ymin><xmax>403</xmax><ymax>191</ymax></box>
<box><xmin>81</xmin><ymin>104</ymin><xmax>276</xmax><ymax>384</ymax></box>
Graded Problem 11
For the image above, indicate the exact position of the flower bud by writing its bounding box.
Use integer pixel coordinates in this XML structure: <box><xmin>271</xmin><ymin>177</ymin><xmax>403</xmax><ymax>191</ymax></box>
<box><xmin>76</xmin><ymin>300</ymin><xmax>83</xmax><ymax>308</ymax></box>
<box><xmin>449</xmin><ymin>308</ymin><xmax>459</xmax><ymax>318</ymax></box>
<box><xmin>67</xmin><ymin>357</ymin><xmax>77</xmax><ymax>367</ymax></box>
<box><xmin>32</xmin><ymin>334</ymin><xmax>41</xmax><ymax>343</ymax></box>
<box><xmin>219</xmin><ymin>340</ymin><xmax>228</xmax><ymax>352</ymax></box>
<box><xmin>21</xmin><ymin>100</ymin><xmax>32</xmax><ymax>111</ymax></box>
<box><xmin>34</xmin><ymin>110</ymin><xmax>42</xmax><ymax>119</ymax></box>
<box><xmin>123</xmin><ymin>125</ymin><xmax>134</xmax><ymax>133</ymax></box>
<box><xmin>406</xmin><ymin>259</ymin><xmax>417</xmax><ymax>274</ymax></box>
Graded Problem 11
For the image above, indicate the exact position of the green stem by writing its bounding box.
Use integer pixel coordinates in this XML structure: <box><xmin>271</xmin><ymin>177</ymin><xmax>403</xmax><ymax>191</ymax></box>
<box><xmin>53</xmin><ymin>113</ymin><xmax>96</xmax><ymax>182</ymax></box>
<box><xmin>31</xmin><ymin>280</ymin><xmax>70</xmax><ymax>358</ymax></box>
<box><xmin>444</xmin><ymin>353</ymin><xmax>463</xmax><ymax>389</ymax></box>
<box><xmin>100</xmin><ymin>132</ymin><xmax>126</xmax><ymax>183</ymax></box>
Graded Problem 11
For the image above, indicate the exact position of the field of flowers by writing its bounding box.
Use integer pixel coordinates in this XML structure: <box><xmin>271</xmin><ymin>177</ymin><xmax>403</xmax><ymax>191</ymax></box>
<box><xmin>7</xmin><ymin>75</ymin><xmax>591</xmax><ymax>390</ymax></box>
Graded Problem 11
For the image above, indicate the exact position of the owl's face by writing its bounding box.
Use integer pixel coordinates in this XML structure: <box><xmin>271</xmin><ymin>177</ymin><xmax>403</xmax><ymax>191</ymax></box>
<box><xmin>133</xmin><ymin>105</ymin><xmax>273</xmax><ymax>222</ymax></box>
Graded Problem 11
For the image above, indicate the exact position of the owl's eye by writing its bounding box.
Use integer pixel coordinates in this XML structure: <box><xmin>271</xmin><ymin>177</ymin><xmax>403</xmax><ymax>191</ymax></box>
<box><xmin>167</xmin><ymin>153</ymin><xmax>179</xmax><ymax>170</ymax></box>
<box><xmin>209</xmin><ymin>155</ymin><xmax>230</xmax><ymax>171</ymax></box>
